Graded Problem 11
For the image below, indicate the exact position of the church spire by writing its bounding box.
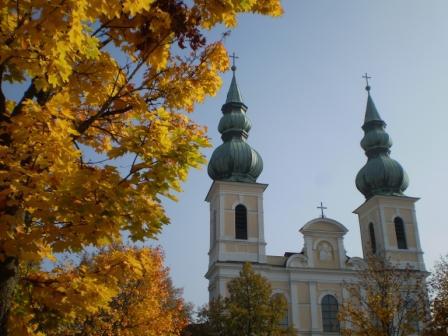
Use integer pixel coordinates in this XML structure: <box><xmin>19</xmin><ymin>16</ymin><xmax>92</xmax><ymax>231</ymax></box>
<box><xmin>225</xmin><ymin>54</ymin><xmax>243</xmax><ymax>104</ymax></box>
<box><xmin>208</xmin><ymin>55</ymin><xmax>263</xmax><ymax>183</ymax></box>
<box><xmin>355</xmin><ymin>80</ymin><xmax>409</xmax><ymax>199</ymax></box>
<box><xmin>362</xmin><ymin>73</ymin><xmax>383</xmax><ymax>124</ymax></box>
<box><xmin>364</xmin><ymin>92</ymin><xmax>383</xmax><ymax>124</ymax></box>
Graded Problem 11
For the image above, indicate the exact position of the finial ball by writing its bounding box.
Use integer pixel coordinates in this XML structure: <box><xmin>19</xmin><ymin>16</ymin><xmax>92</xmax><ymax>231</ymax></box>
<box><xmin>231</xmin><ymin>65</ymin><xmax>236</xmax><ymax>72</ymax></box>
<box><xmin>365</xmin><ymin>85</ymin><xmax>371</xmax><ymax>92</ymax></box>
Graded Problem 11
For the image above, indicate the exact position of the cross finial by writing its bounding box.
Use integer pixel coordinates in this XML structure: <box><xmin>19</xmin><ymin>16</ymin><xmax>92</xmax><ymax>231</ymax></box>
<box><xmin>230</xmin><ymin>52</ymin><xmax>239</xmax><ymax>72</ymax></box>
<box><xmin>317</xmin><ymin>202</ymin><xmax>327</xmax><ymax>218</ymax></box>
<box><xmin>363</xmin><ymin>73</ymin><xmax>372</xmax><ymax>92</ymax></box>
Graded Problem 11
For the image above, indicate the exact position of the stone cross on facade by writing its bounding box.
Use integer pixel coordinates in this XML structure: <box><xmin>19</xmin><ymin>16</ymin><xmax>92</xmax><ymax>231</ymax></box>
<box><xmin>317</xmin><ymin>202</ymin><xmax>327</xmax><ymax>218</ymax></box>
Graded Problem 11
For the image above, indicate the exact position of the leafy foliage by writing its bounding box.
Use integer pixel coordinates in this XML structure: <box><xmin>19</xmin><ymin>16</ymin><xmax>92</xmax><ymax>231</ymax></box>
<box><xmin>0</xmin><ymin>0</ymin><xmax>282</xmax><ymax>334</ymax></box>
<box><xmin>197</xmin><ymin>263</ymin><xmax>295</xmax><ymax>336</ymax></box>
<box><xmin>11</xmin><ymin>246</ymin><xmax>189</xmax><ymax>336</ymax></box>
<box><xmin>424</xmin><ymin>255</ymin><xmax>448</xmax><ymax>335</ymax></box>
<box><xmin>339</xmin><ymin>256</ymin><xmax>427</xmax><ymax>336</ymax></box>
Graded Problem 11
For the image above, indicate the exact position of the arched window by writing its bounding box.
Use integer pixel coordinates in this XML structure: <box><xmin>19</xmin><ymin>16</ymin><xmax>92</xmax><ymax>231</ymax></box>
<box><xmin>235</xmin><ymin>204</ymin><xmax>247</xmax><ymax>240</ymax></box>
<box><xmin>369</xmin><ymin>222</ymin><xmax>376</xmax><ymax>254</ymax></box>
<box><xmin>394</xmin><ymin>217</ymin><xmax>407</xmax><ymax>249</ymax></box>
<box><xmin>322</xmin><ymin>295</ymin><xmax>340</xmax><ymax>332</ymax></box>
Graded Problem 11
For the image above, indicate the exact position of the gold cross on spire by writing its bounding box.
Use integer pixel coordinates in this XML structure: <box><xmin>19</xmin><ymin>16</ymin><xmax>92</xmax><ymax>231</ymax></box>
<box><xmin>363</xmin><ymin>73</ymin><xmax>372</xmax><ymax>91</ymax></box>
<box><xmin>230</xmin><ymin>52</ymin><xmax>239</xmax><ymax>72</ymax></box>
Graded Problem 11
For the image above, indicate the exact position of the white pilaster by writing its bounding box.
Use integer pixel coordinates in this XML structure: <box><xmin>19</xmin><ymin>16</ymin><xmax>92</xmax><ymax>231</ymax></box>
<box><xmin>289</xmin><ymin>273</ymin><xmax>300</xmax><ymax>330</ymax></box>
<box><xmin>258</xmin><ymin>194</ymin><xmax>266</xmax><ymax>263</ymax></box>
<box><xmin>309</xmin><ymin>282</ymin><xmax>319</xmax><ymax>334</ymax></box>
<box><xmin>305</xmin><ymin>237</ymin><xmax>314</xmax><ymax>267</ymax></box>
<box><xmin>379</xmin><ymin>205</ymin><xmax>389</xmax><ymax>250</ymax></box>
<box><xmin>337</xmin><ymin>237</ymin><xmax>345</xmax><ymax>269</ymax></box>
<box><xmin>342</xmin><ymin>287</ymin><xmax>351</xmax><ymax>330</ymax></box>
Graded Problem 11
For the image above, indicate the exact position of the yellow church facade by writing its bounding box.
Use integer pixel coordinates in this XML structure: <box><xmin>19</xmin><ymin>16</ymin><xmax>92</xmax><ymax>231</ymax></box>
<box><xmin>205</xmin><ymin>66</ymin><xmax>426</xmax><ymax>335</ymax></box>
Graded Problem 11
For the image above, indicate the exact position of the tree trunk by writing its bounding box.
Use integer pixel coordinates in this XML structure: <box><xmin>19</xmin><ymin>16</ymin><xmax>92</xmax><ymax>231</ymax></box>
<box><xmin>0</xmin><ymin>256</ymin><xmax>18</xmax><ymax>336</ymax></box>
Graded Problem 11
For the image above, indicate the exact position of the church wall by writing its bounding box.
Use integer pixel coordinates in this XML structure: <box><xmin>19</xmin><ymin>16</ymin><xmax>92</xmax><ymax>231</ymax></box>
<box><xmin>218</xmin><ymin>183</ymin><xmax>264</xmax><ymax>194</ymax></box>
<box><xmin>310</xmin><ymin>222</ymin><xmax>341</xmax><ymax>232</ymax></box>
<box><xmin>223</xmin><ymin>279</ymin><xmax>230</xmax><ymax>297</ymax></box>
<box><xmin>296</xmin><ymin>282</ymin><xmax>312</xmax><ymax>331</ymax></box>
<box><xmin>400</xmin><ymin>208</ymin><xmax>413</xmax><ymax>223</ymax></box>
<box><xmin>208</xmin><ymin>281</ymin><xmax>217</xmax><ymax>300</ymax></box>
<box><xmin>223</xmin><ymin>207</ymin><xmax>258</xmax><ymax>239</ymax></box>
<box><xmin>406</xmin><ymin>224</ymin><xmax>417</xmax><ymax>248</ymax></box>
<box><xmin>248</xmin><ymin>213</ymin><xmax>258</xmax><ymax>237</ymax></box>
<box><xmin>359</xmin><ymin>218</ymin><xmax>370</xmax><ymax>254</ymax></box>
<box><xmin>245</xmin><ymin>195</ymin><xmax>258</xmax><ymax>210</ymax></box>
<box><xmin>384</xmin><ymin>207</ymin><xmax>414</xmax><ymax>225</ymax></box>
<box><xmin>384</xmin><ymin>207</ymin><xmax>396</xmax><ymax>221</ymax></box>
<box><xmin>384</xmin><ymin>207</ymin><xmax>417</xmax><ymax>249</ymax></box>
<box><xmin>386</xmin><ymin>222</ymin><xmax>397</xmax><ymax>247</ymax></box>
<box><xmin>317</xmin><ymin>282</ymin><xmax>342</xmax><ymax>295</ymax></box>
<box><xmin>224</xmin><ymin>243</ymin><xmax>258</xmax><ymax>253</ymax></box>
<box><xmin>387</xmin><ymin>251</ymin><xmax>419</xmax><ymax>262</ymax></box>
<box><xmin>385</xmin><ymin>221</ymin><xmax>417</xmax><ymax>249</ymax></box>
<box><xmin>223</xmin><ymin>211</ymin><xmax>258</xmax><ymax>238</ymax></box>
<box><xmin>360</xmin><ymin>204</ymin><xmax>418</xmax><ymax>252</ymax></box>
<box><xmin>358</xmin><ymin>203</ymin><xmax>418</xmax><ymax>252</ymax></box>
<box><xmin>313</xmin><ymin>238</ymin><xmax>340</xmax><ymax>269</ymax></box>
<box><xmin>272</xmin><ymin>281</ymin><xmax>289</xmax><ymax>291</ymax></box>
<box><xmin>209</xmin><ymin>260</ymin><xmax>367</xmax><ymax>335</ymax></box>
<box><xmin>266</xmin><ymin>255</ymin><xmax>286</xmax><ymax>265</ymax></box>
<box><xmin>298</xmin><ymin>306</ymin><xmax>311</xmax><ymax>331</ymax></box>
<box><xmin>224</xmin><ymin>212</ymin><xmax>233</xmax><ymax>236</ymax></box>
<box><xmin>223</xmin><ymin>194</ymin><xmax>258</xmax><ymax>210</ymax></box>
<box><xmin>358</xmin><ymin>207</ymin><xmax>383</xmax><ymax>256</ymax></box>
<box><xmin>297</xmin><ymin>282</ymin><xmax>310</xmax><ymax>303</ymax></box>
<box><xmin>315</xmin><ymin>305</ymin><xmax>323</xmax><ymax>332</ymax></box>
<box><xmin>224</xmin><ymin>195</ymin><xmax>237</xmax><ymax>209</ymax></box>
<box><xmin>355</xmin><ymin>195</ymin><xmax>425</xmax><ymax>272</ymax></box>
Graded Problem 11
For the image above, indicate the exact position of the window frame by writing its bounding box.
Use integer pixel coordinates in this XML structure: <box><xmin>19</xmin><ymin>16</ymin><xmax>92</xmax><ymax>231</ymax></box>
<box><xmin>235</xmin><ymin>204</ymin><xmax>248</xmax><ymax>240</ymax></box>
<box><xmin>394</xmin><ymin>217</ymin><xmax>408</xmax><ymax>249</ymax></box>
<box><xmin>321</xmin><ymin>294</ymin><xmax>340</xmax><ymax>333</ymax></box>
<box><xmin>369</xmin><ymin>222</ymin><xmax>377</xmax><ymax>254</ymax></box>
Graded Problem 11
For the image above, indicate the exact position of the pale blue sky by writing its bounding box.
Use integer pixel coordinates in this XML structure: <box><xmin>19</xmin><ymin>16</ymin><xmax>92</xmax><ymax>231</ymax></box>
<box><xmin>158</xmin><ymin>0</ymin><xmax>448</xmax><ymax>308</ymax></box>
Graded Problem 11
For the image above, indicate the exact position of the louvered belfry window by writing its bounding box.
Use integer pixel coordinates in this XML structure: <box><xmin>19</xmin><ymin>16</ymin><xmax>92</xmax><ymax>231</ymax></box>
<box><xmin>394</xmin><ymin>217</ymin><xmax>408</xmax><ymax>249</ymax></box>
<box><xmin>369</xmin><ymin>222</ymin><xmax>377</xmax><ymax>254</ymax></box>
<box><xmin>235</xmin><ymin>204</ymin><xmax>247</xmax><ymax>240</ymax></box>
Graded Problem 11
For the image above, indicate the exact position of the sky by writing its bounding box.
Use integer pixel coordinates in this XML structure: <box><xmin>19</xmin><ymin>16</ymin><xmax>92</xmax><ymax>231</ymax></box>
<box><xmin>157</xmin><ymin>0</ymin><xmax>448</xmax><ymax>308</ymax></box>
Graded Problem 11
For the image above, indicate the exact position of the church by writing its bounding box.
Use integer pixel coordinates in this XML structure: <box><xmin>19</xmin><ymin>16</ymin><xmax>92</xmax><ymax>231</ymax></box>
<box><xmin>204</xmin><ymin>63</ymin><xmax>426</xmax><ymax>335</ymax></box>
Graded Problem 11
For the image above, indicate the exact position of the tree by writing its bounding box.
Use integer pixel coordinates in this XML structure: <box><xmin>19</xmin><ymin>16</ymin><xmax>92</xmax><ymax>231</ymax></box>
<box><xmin>198</xmin><ymin>263</ymin><xmax>296</xmax><ymax>336</ymax></box>
<box><xmin>10</xmin><ymin>246</ymin><xmax>189</xmax><ymax>336</ymax></box>
<box><xmin>424</xmin><ymin>255</ymin><xmax>448</xmax><ymax>335</ymax></box>
<box><xmin>0</xmin><ymin>0</ymin><xmax>282</xmax><ymax>334</ymax></box>
<box><xmin>339</xmin><ymin>256</ymin><xmax>427</xmax><ymax>336</ymax></box>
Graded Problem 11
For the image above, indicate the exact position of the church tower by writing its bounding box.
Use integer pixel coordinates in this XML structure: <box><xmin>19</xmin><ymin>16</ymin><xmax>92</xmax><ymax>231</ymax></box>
<box><xmin>205</xmin><ymin>62</ymin><xmax>267</xmax><ymax>299</ymax></box>
<box><xmin>353</xmin><ymin>82</ymin><xmax>425</xmax><ymax>271</ymax></box>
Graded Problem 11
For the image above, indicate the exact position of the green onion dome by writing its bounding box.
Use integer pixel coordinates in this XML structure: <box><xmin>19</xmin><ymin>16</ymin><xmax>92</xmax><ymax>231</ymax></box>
<box><xmin>355</xmin><ymin>87</ymin><xmax>409</xmax><ymax>199</ymax></box>
<box><xmin>208</xmin><ymin>68</ymin><xmax>263</xmax><ymax>183</ymax></box>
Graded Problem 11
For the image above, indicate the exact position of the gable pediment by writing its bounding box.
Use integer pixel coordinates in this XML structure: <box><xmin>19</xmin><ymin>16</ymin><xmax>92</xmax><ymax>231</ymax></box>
<box><xmin>300</xmin><ymin>218</ymin><xmax>348</xmax><ymax>236</ymax></box>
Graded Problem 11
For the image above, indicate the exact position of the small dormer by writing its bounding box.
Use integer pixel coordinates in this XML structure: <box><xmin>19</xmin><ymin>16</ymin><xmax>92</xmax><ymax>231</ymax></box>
<box><xmin>299</xmin><ymin>218</ymin><xmax>348</xmax><ymax>269</ymax></box>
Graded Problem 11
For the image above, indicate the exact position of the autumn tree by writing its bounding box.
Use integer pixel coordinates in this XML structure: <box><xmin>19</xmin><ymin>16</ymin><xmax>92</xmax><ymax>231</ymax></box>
<box><xmin>11</xmin><ymin>246</ymin><xmax>188</xmax><ymax>336</ymax></box>
<box><xmin>424</xmin><ymin>255</ymin><xmax>448</xmax><ymax>335</ymax></box>
<box><xmin>0</xmin><ymin>0</ymin><xmax>282</xmax><ymax>334</ymax></box>
<box><xmin>197</xmin><ymin>263</ymin><xmax>296</xmax><ymax>336</ymax></box>
<box><xmin>339</xmin><ymin>256</ymin><xmax>427</xmax><ymax>336</ymax></box>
